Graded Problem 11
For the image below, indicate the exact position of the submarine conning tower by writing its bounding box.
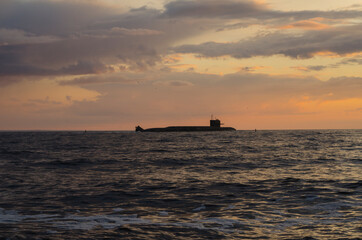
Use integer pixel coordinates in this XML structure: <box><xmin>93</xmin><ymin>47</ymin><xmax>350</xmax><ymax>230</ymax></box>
<box><xmin>135</xmin><ymin>125</ymin><xmax>144</xmax><ymax>132</ymax></box>
<box><xmin>210</xmin><ymin>119</ymin><xmax>221</xmax><ymax>128</ymax></box>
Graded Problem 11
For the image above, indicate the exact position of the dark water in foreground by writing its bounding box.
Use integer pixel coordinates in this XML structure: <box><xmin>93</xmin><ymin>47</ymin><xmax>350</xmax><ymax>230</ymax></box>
<box><xmin>0</xmin><ymin>130</ymin><xmax>361</xmax><ymax>239</ymax></box>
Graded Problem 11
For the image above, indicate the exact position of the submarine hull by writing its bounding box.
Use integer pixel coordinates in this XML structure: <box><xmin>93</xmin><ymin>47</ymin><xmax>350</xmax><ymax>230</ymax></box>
<box><xmin>135</xmin><ymin>118</ymin><xmax>236</xmax><ymax>132</ymax></box>
<box><xmin>140</xmin><ymin>126</ymin><xmax>236</xmax><ymax>132</ymax></box>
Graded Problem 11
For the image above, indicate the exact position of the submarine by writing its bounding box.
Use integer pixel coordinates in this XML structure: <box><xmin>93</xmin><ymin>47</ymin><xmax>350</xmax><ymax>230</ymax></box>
<box><xmin>135</xmin><ymin>118</ymin><xmax>236</xmax><ymax>132</ymax></box>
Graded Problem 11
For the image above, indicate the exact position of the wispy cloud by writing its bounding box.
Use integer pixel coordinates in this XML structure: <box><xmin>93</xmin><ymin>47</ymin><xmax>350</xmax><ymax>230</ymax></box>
<box><xmin>163</xmin><ymin>0</ymin><xmax>267</xmax><ymax>18</ymax></box>
<box><xmin>292</xmin><ymin>56</ymin><xmax>362</xmax><ymax>72</ymax></box>
<box><xmin>173</xmin><ymin>24</ymin><xmax>362</xmax><ymax>59</ymax></box>
<box><xmin>0</xmin><ymin>28</ymin><xmax>60</xmax><ymax>46</ymax></box>
<box><xmin>291</xmin><ymin>65</ymin><xmax>328</xmax><ymax>72</ymax></box>
<box><xmin>279</xmin><ymin>20</ymin><xmax>331</xmax><ymax>30</ymax></box>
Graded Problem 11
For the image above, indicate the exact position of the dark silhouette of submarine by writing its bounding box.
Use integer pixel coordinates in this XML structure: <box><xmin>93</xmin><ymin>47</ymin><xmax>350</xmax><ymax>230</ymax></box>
<box><xmin>135</xmin><ymin>118</ymin><xmax>236</xmax><ymax>132</ymax></box>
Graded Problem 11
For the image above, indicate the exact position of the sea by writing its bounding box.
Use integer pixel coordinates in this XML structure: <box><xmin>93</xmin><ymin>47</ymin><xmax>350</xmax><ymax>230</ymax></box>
<box><xmin>0</xmin><ymin>130</ymin><xmax>361</xmax><ymax>239</ymax></box>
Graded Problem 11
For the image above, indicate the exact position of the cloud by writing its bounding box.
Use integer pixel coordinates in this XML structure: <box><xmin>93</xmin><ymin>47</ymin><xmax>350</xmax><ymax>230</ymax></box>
<box><xmin>0</xmin><ymin>32</ymin><xmax>163</xmax><ymax>79</ymax></box>
<box><xmin>0</xmin><ymin>0</ymin><xmax>116</xmax><ymax>35</ymax></box>
<box><xmin>76</xmin><ymin>27</ymin><xmax>163</xmax><ymax>39</ymax></box>
<box><xmin>0</xmin><ymin>1</ymin><xmax>217</xmax><ymax>84</ymax></box>
<box><xmin>275</xmin><ymin>9</ymin><xmax>362</xmax><ymax>22</ymax></box>
<box><xmin>1</xmin><ymin>0</ymin><xmax>362</xmax><ymax>88</ymax></box>
<box><xmin>240</xmin><ymin>66</ymin><xmax>268</xmax><ymax>72</ymax></box>
<box><xmin>63</xmin><ymin>70</ymin><xmax>362</xmax><ymax>102</ymax></box>
<box><xmin>58</xmin><ymin>73</ymin><xmax>144</xmax><ymax>86</ymax></box>
<box><xmin>163</xmin><ymin>0</ymin><xmax>267</xmax><ymax>18</ymax></box>
<box><xmin>0</xmin><ymin>59</ymin><xmax>112</xmax><ymax>77</ymax></box>
<box><xmin>0</xmin><ymin>28</ymin><xmax>60</xmax><ymax>46</ymax></box>
<box><xmin>306</xmin><ymin>65</ymin><xmax>328</xmax><ymax>71</ymax></box>
<box><xmin>292</xmin><ymin>65</ymin><xmax>327</xmax><ymax>72</ymax></box>
<box><xmin>0</xmin><ymin>76</ymin><xmax>25</xmax><ymax>87</ymax></box>
<box><xmin>108</xmin><ymin>27</ymin><xmax>163</xmax><ymax>36</ymax></box>
<box><xmin>292</xmin><ymin>56</ymin><xmax>362</xmax><ymax>72</ymax></box>
<box><xmin>279</xmin><ymin>20</ymin><xmax>331</xmax><ymax>30</ymax></box>
<box><xmin>28</xmin><ymin>96</ymin><xmax>62</xmax><ymax>106</ymax></box>
<box><xmin>153</xmin><ymin>80</ymin><xmax>194</xmax><ymax>87</ymax></box>
<box><xmin>173</xmin><ymin>24</ymin><xmax>362</xmax><ymax>59</ymax></box>
<box><xmin>319</xmin><ymin>76</ymin><xmax>362</xmax><ymax>100</ymax></box>
<box><xmin>163</xmin><ymin>0</ymin><xmax>362</xmax><ymax>22</ymax></box>
<box><xmin>60</xmin><ymin>61</ymin><xmax>114</xmax><ymax>75</ymax></box>
<box><xmin>337</xmin><ymin>57</ymin><xmax>362</xmax><ymax>66</ymax></box>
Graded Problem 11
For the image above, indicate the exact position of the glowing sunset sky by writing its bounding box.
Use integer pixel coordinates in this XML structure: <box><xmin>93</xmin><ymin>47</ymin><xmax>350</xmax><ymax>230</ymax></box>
<box><xmin>0</xmin><ymin>0</ymin><xmax>361</xmax><ymax>130</ymax></box>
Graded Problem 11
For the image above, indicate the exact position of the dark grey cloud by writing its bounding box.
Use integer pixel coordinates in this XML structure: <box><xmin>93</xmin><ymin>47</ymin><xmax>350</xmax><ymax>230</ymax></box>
<box><xmin>337</xmin><ymin>58</ymin><xmax>362</xmax><ymax>66</ymax></box>
<box><xmin>292</xmin><ymin>65</ymin><xmax>328</xmax><ymax>72</ymax></box>
<box><xmin>163</xmin><ymin>0</ymin><xmax>362</xmax><ymax>21</ymax></box>
<box><xmin>306</xmin><ymin>66</ymin><xmax>327</xmax><ymax>71</ymax></box>
<box><xmin>0</xmin><ymin>28</ymin><xmax>60</xmax><ymax>46</ymax></box>
<box><xmin>0</xmin><ymin>1</ymin><xmax>215</xmax><ymax>85</ymax></box>
<box><xmin>0</xmin><ymin>53</ymin><xmax>112</xmax><ymax>77</ymax></box>
<box><xmin>60</xmin><ymin>61</ymin><xmax>114</xmax><ymax>75</ymax></box>
<box><xmin>173</xmin><ymin>24</ymin><xmax>362</xmax><ymax>59</ymax></box>
<box><xmin>0</xmin><ymin>2</ymin><xmax>160</xmax><ymax>78</ymax></box>
<box><xmin>293</xmin><ymin>56</ymin><xmax>362</xmax><ymax>72</ymax></box>
<box><xmin>57</xmin><ymin>73</ymin><xmax>144</xmax><ymax>86</ymax></box>
<box><xmin>28</xmin><ymin>96</ymin><xmax>62</xmax><ymax>105</ymax></box>
<box><xmin>58</xmin><ymin>76</ymin><xmax>107</xmax><ymax>86</ymax></box>
<box><xmin>276</xmin><ymin>10</ymin><xmax>362</xmax><ymax>22</ymax></box>
<box><xmin>163</xmin><ymin>0</ymin><xmax>266</xmax><ymax>18</ymax></box>
<box><xmin>0</xmin><ymin>0</ymin><xmax>115</xmax><ymax>35</ymax></box>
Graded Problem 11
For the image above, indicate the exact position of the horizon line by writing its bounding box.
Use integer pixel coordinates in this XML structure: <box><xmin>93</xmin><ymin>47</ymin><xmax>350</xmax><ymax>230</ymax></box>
<box><xmin>0</xmin><ymin>128</ymin><xmax>361</xmax><ymax>132</ymax></box>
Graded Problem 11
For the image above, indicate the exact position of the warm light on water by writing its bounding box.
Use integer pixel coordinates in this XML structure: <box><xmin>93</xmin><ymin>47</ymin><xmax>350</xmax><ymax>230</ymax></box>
<box><xmin>0</xmin><ymin>130</ymin><xmax>361</xmax><ymax>239</ymax></box>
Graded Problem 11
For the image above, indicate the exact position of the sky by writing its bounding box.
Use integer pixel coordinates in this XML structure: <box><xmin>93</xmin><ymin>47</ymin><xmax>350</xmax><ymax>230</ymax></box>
<box><xmin>0</xmin><ymin>0</ymin><xmax>361</xmax><ymax>130</ymax></box>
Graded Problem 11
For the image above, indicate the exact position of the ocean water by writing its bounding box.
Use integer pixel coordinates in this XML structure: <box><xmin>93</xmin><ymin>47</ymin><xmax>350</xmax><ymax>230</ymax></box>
<box><xmin>0</xmin><ymin>130</ymin><xmax>361</xmax><ymax>239</ymax></box>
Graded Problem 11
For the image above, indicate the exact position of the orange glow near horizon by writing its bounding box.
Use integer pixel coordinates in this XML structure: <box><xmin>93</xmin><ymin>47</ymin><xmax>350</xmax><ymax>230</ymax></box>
<box><xmin>0</xmin><ymin>0</ymin><xmax>361</xmax><ymax>130</ymax></box>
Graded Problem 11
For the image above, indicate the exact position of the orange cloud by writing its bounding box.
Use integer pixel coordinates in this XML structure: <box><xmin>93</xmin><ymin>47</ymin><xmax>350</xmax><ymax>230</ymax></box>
<box><xmin>312</xmin><ymin>51</ymin><xmax>342</xmax><ymax>58</ymax></box>
<box><xmin>163</xmin><ymin>54</ymin><xmax>183</xmax><ymax>64</ymax></box>
<box><xmin>239</xmin><ymin>66</ymin><xmax>269</xmax><ymax>72</ymax></box>
<box><xmin>167</xmin><ymin>64</ymin><xmax>197</xmax><ymax>71</ymax></box>
<box><xmin>304</xmin><ymin>51</ymin><xmax>362</xmax><ymax>59</ymax></box>
<box><xmin>338</xmin><ymin>51</ymin><xmax>362</xmax><ymax>58</ymax></box>
<box><xmin>291</xmin><ymin>66</ymin><xmax>309</xmax><ymax>72</ymax></box>
<box><xmin>280</xmin><ymin>20</ymin><xmax>331</xmax><ymax>30</ymax></box>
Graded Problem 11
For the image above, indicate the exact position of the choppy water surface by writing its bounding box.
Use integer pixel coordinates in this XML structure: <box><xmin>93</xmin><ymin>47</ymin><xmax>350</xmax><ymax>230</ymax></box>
<box><xmin>0</xmin><ymin>130</ymin><xmax>361</xmax><ymax>239</ymax></box>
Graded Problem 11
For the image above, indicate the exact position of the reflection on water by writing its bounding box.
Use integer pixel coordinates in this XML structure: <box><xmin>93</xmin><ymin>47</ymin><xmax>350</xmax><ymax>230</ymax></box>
<box><xmin>0</xmin><ymin>130</ymin><xmax>361</xmax><ymax>239</ymax></box>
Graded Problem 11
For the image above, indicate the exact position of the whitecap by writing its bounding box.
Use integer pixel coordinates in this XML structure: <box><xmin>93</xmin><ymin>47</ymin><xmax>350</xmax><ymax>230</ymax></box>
<box><xmin>159</xmin><ymin>211</ymin><xmax>168</xmax><ymax>216</ymax></box>
<box><xmin>55</xmin><ymin>214</ymin><xmax>151</xmax><ymax>230</ymax></box>
<box><xmin>0</xmin><ymin>208</ymin><xmax>59</xmax><ymax>224</ymax></box>
<box><xmin>305</xmin><ymin>195</ymin><xmax>319</xmax><ymax>201</ymax></box>
<box><xmin>193</xmin><ymin>204</ymin><xmax>206</xmax><ymax>212</ymax></box>
<box><xmin>224</xmin><ymin>205</ymin><xmax>235</xmax><ymax>210</ymax></box>
<box><xmin>200</xmin><ymin>217</ymin><xmax>241</xmax><ymax>228</ymax></box>
<box><xmin>0</xmin><ymin>208</ymin><xmax>25</xmax><ymax>223</ymax></box>
<box><xmin>113</xmin><ymin>208</ymin><xmax>124</xmax><ymax>212</ymax></box>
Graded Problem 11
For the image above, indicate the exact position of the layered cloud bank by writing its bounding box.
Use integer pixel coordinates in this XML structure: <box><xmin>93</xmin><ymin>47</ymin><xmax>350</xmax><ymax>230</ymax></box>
<box><xmin>0</xmin><ymin>0</ymin><xmax>361</xmax><ymax>129</ymax></box>
<box><xmin>174</xmin><ymin>24</ymin><xmax>362</xmax><ymax>59</ymax></box>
